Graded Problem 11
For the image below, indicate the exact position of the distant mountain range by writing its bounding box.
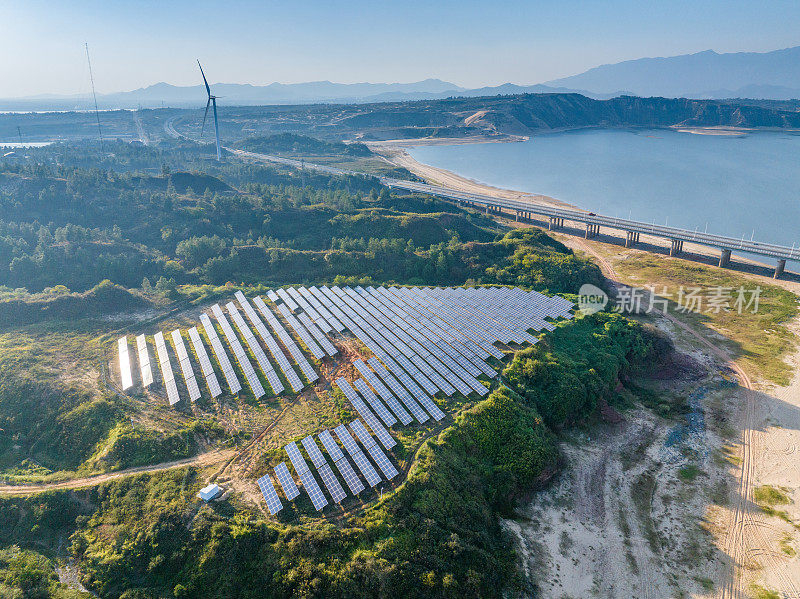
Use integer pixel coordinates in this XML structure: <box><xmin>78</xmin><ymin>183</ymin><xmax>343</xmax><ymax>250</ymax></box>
<box><xmin>2</xmin><ymin>46</ymin><xmax>799</xmax><ymax>111</ymax></box>
<box><xmin>546</xmin><ymin>46</ymin><xmax>800</xmax><ymax>99</ymax></box>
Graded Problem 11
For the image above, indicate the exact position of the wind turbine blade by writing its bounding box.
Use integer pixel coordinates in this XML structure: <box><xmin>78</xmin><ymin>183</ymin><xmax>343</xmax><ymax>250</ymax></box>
<box><xmin>197</xmin><ymin>60</ymin><xmax>211</xmax><ymax>97</ymax></box>
<box><xmin>201</xmin><ymin>98</ymin><xmax>211</xmax><ymax>137</ymax></box>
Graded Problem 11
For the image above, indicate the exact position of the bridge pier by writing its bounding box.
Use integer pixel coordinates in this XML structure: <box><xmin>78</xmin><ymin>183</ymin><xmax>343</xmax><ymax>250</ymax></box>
<box><xmin>585</xmin><ymin>223</ymin><xmax>600</xmax><ymax>239</ymax></box>
<box><xmin>549</xmin><ymin>217</ymin><xmax>560</xmax><ymax>230</ymax></box>
<box><xmin>625</xmin><ymin>231</ymin><xmax>637</xmax><ymax>247</ymax></box>
<box><xmin>719</xmin><ymin>248</ymin><xmax>731</xmax><ymax>268</ymax></box>
<box><xmin>669</xmin><ymin>239</ymin><xmax>683</xmax><ymax>256</ymax></box>
<box><xmin>774</xmin><ymin>259</ymin><xmax>786</xmax><ymax>279</ymax></box>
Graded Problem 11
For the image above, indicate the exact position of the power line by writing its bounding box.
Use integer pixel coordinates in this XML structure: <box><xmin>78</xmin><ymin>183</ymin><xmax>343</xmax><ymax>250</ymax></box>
<box><xmin>85</xmin><ymin>42</ymin><xmax>104</xmax><ymax>150</ymax></box>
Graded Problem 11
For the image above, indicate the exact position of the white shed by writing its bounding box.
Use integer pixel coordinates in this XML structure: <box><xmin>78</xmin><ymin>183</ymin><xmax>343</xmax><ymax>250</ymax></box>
<box><xmin>197</xmin><ymin>483</ymin><xmax>221</xmax><ymax>502</ymax></box>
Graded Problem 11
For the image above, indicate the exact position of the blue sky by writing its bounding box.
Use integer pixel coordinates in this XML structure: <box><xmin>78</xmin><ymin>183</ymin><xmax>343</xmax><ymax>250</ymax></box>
<box><xmin>2</xmin><ymin>0</ymin><xmax>799</xmax><ymax>96</ymax></box>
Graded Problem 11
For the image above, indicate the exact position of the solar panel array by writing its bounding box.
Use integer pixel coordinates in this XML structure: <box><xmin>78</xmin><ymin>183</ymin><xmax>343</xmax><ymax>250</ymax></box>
<box><xmin>118</xmin><ymin>285</ymin><xmax>572</xmax><ymax>514</ymax></box>
<box><xmin>118</xmin><ymin>337</ymin><xmax>133</xmax><ymax>390</ymax></box>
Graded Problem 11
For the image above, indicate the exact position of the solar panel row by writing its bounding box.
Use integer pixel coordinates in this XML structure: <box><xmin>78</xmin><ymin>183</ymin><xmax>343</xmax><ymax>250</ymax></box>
<box><xmin>170</xmin><ymin>330</ymin><xmax>201</xmax><ymax>401</ymax></box>
<box><xmin>284</xmin><ymin>441</ymin><xmax>328</xmax><ymax>511</ymax></box>
<box><xmin>211</xmin><ymin>304</ymin><xmax>265</xmax><ymax>398</ymax></box>
<box><xmin>187</xmin><ymin>327</ymin><xmax>222</xmax><ymax>397</ymax></box>
<box><xmin>334</xmin><ymin>424</ymin><xmax>381</xmax><ymax>488</ymax></box>
<box><xmin>135</xmin><ymin>334</ymin><xmax>154</xmax><ymax>388</ymax></box>
<box><xmin>317</xmin><ymin>430</ymin><xmax>365</xmax><ymax>495</ymax></box>
<box><xmin>349</xmin><ymin>420</ymin><xmax>399</xmax><ymax>480</ymax></box>
<box><xmin>226</xmin><ymin>302</ymin><xmax>284</xmax><ymax>395</ymax></box>
<box><xmin>118</xmin><ymin>337</ymin><xmax>133</xmax><ymax>390</ymax></box>
<box><xmin>335</xmin><ymin>378</ymin><xmax>396</xmax><ymax>450</ymax></box>
<box><xmin>276</xmin><ymin>303</ymin><xmax>326</xmax><ymax>359</ymax></box>
<box><xmin>253</xmin><ymin>296</ymin><xmax>319</xmax><ymax>383</ymax></box>
<box><xmin>235</xmin><ymin>291</ymin><xmax>305</xmax><ymax>392</ymax></box>
<box><xmin>200</xmin><ymin>313</ymin><xmax>242</xmax><ymax>394</ymax></box>
<box><xmin>352</xmin><ymin>359</ymin><xmax>412</xmax><ymax>425</ymax></box>
<box><xmin>154</xmin><ymin>331</ymin><xmax>180</xmax><ymax>405</ymax></box>
<box><xmin>276</xmin><ymin>288</ymin><xmax>299</xmax><ymax>312</ymax></box>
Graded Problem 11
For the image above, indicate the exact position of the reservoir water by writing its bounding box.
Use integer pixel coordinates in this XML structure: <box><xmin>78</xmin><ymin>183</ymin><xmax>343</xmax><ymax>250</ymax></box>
<box><xmin>407</xmin><ymin>129</ymin><xmax>800</xmax><ymax>248</ymax></box>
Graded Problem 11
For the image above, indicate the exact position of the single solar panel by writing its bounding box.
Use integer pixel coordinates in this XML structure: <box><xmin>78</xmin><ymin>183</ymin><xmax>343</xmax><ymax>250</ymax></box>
<box><xmin>135</xmin><ymin>334</ymin><xmax>153</xmax><ymax>387</ymax></box>
<box><xmin>317</xmin><ymin>463</ymin><xmax>346</xmax><ymax>503</ymax></box>
<box><xmin>274</xmin><ymin>462</ymin><xmax>300</xmax><ymax>501</ymax></box>
<box><xmin>285</xmin><ymin>441</ymin><xmax>310</xmax><ymax>474</ymax></box>
<box><xmin>257</xmin><ymin>474</ymin><xmax>283</xmax><ymax>515</ymax></box>
<box><xmin>298</xmin><ymin>468</ymin><xmax>328</xmax><ymax>511</ymax></box>
<box><xmin>318</xmin><ymin>430</ymin><xmax>344</xmax><ymax>462</ymax></box>
<box><xmin>118</xmin><ymin>337</ymin><xmax>133</xmax><ymax>390</ymax></box>
<box><xmin>301</xmin><ymin>435</ymin><xmax>327</xmax><ymax>469</ymax></box>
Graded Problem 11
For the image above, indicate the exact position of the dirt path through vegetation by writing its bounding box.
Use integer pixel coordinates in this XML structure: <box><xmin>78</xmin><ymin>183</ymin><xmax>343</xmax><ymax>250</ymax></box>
<box><xmin>0</xmin><ymin>448</ymin><xmax>235</xmax><ymax>496</ymax></box>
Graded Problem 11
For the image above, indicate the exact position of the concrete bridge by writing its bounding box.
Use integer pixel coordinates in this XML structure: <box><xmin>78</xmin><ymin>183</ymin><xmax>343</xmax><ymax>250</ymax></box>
<box><xmin>230</xmin><ymin>148</ymin><xmax>799</xmax><ymax>278</ymax></box>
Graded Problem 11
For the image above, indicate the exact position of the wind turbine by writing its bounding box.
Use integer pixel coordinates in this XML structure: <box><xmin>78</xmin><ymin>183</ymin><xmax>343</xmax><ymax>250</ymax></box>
<box><xmin>198</xmin><ymin>60</ymin><xmax>222</xmax><ymax>161</ymax></box>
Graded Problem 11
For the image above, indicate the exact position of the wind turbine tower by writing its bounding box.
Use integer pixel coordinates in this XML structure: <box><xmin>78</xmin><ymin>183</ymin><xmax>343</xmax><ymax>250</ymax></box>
<box><xmin>197</xmin><ymin>60</ymin><xmax>222</xmax><ymax>161</ymax></box>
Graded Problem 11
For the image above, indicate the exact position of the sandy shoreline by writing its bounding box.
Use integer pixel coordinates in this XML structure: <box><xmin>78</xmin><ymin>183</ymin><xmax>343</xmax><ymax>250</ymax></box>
<box><xmin>368</xmin><ymin>139</ymin><xmax>575</xmax><ymax>210</ymax></box>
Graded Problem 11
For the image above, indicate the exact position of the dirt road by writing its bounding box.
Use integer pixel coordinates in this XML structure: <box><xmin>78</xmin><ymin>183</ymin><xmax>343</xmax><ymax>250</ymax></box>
<box><xmin>0</xmin><ymin>449</ymin><xmax>234</xmax><ymax>496</ymax></box>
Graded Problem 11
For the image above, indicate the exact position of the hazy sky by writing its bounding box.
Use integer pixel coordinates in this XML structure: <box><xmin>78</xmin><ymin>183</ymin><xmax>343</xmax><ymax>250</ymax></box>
<box><xmin>2</xmin><ymin>0</ymin><xmax>799</xmax><ymax>96</ymax></box>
